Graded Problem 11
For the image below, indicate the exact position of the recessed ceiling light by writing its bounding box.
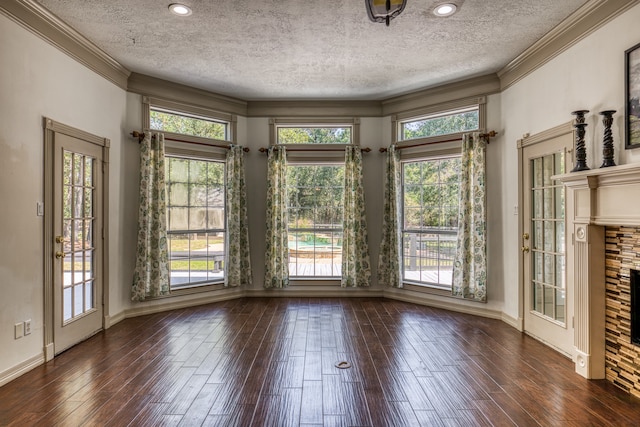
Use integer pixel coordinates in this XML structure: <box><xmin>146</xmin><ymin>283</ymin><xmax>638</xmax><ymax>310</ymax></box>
<box><xmin>433</xmin><ymin>3</ymin><xmax>457</xmax><ymax>17</ymax></box>
<box><xmin>168</xmin><ymin>3</ymin><xmax>192</xmax><ymax>16</ymax></box>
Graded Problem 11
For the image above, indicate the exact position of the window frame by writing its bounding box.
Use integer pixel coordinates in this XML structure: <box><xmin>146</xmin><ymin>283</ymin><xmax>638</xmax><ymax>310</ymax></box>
<box><xmin>270</xmin><ymin>117</ymin><xmax>359</xmax><ymax>284</ymax></box>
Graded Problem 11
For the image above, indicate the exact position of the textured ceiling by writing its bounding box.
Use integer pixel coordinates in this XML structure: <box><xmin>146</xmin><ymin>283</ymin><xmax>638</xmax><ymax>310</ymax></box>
<box><xmin>36</xmin><ymin>0</ymin><xmax>589</xmax><ymax>100</ymax></box>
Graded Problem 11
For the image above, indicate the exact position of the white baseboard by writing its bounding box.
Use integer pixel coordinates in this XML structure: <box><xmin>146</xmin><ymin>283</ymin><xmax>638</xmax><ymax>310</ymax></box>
<box><xmin>44</xmin><ymin>343</ymin><xmax>54</xmax><ymax>361</ymax></box>
<box><xmin>501</xmin><ymin>313</ymin><xmax>523</xmax><ymax>331</ymax></box>
<box><xmin>104</xmin><ymin>311</ymin><xmax>126</xmax><ymax>329</ymax></box>
<box><xmin>383</xmin><ymin>287</ymin><xmax>504</xmax><ymax>320</ymax></box>
<box><xmin>245</xmin><ymin>286</ymin><xmax>384</xmax><ymax>298</ymax></box>
<box><xmin>124</xmin><ymin>288</ymin><xmax>245</xmax><ymax>318</ymax></box>
<box><xmin>0</xmin><ymin>353</ymin><xmax>44</xmax><ymax>387</ymax></box>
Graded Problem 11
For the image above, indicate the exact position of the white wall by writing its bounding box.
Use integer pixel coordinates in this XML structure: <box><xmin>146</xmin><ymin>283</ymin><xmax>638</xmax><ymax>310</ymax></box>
<box><xmin>499</xmin><ymin>3</ymin><xmax>640</xmax><ymax>321</ymax></box>
<box><xmin>0</xmin><ymin>13</ymin><xmax>127</xmax><ymax>381</ymax></box>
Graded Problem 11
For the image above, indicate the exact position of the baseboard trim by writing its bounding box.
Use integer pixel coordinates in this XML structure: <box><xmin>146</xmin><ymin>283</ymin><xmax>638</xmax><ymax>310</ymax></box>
<box><xmin>245</xmin><ymin>287</ymin><xmax>384</xmax><ymax>298</ymax></box>
<box><xmin>501</xmin><ymin>313</ymin><xmax>524</xmax><ymax>331</ymax></box>
<box><xmin>383</xmin><ymin>287</ymin><xmax>503</xmax><ymax>320</ymax></box>
<box><xmin>124</xmin><ymin>288</ymin><xmax>245</xmax><ymax>318</ymax></box>
<box><xmin>104</xmin><ymin>311</ymin><xmax>126</xmax><ymax>329</ymax></box>
<box><xmin>0</xmin><ymin>353</ymin><xmax>44</xmax><ymax>387</ymax></box>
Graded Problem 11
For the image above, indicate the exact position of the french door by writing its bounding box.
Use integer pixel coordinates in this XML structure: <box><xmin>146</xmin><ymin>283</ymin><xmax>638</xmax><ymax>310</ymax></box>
<box><xmin>45</xmin><ymin>119</ymin><xmax>107</xmax><ymax>356</ymax></box>
<box><xmin>521</xmin><ymin>126</ymin><xmax>574</xmax><ymax>357</ymax></box>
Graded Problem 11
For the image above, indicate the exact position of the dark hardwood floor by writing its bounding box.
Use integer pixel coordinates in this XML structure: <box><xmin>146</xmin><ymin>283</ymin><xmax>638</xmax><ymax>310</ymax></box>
<box><xmin>1</xmin><ymin>298</ymin><xmax>639</xmax><ymax>426</ymax></box>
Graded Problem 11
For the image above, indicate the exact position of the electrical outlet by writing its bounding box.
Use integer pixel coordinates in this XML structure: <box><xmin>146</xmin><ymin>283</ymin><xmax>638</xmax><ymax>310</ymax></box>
<box><xmin>15</xmin><ymin>323</ymin><xmax>23</xmax><ymax>339</ymax></box>
<box><xmin>24</xmin><ymin>319</ymin><xmax>31</xmax><ymax>336</ymax></box>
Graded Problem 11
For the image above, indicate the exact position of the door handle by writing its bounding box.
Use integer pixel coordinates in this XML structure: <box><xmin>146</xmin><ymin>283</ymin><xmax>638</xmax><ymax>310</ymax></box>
<box><xmin>522</xmin><ymin>233</ymin><xmax>529</xmax><ymax>240</ymax></box>
<box><xmin>55</xmin><ymin>251</ymin><xmax>64</xmax><ymax>259</ymax></box>
<box><xmin>55</xmin><ymin>236</ymin><xmax>64</xmax><ymax>244</ymax></box>
<box><xmin>521</xmin><ymin>246</ymin><xmax>530</xmax><ymax>253</ymax></box>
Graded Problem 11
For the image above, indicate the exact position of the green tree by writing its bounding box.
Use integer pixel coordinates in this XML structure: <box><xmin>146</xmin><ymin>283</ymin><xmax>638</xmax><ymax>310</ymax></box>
<box><xmin>150</xmin><ymin>110</ymin><xmax>226</xmax><ymax>140</ymax></box>
<box><xmin>278</xmin><ymin>127</ymin><xmax>351</xmax><ymax>144</ymax></box>
<box><xmin>403</xmin><ymin>111</ymin><xmax>478</xmax><ymax>140</ymax></box>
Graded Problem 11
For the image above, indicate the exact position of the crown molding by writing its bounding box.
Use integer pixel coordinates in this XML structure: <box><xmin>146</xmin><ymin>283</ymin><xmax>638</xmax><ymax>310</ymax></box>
<box><xmin>381</xmin><ymin>74</ymin><xmax>501</xmax><ymax>116</ymax></box>
<box><xmin>127</xmin><ymin>73</ymin><xmax>248</xmax><ymax>117</ymax></box>
<box><xmin>3</xmin><ymin>0</ymin><xmax>637</xmax><ymax>116</ymax></box>
<box><xmin>0</xmin><ymin>0</ymin><xmax>130</xmax><ymax>90</ymax></box>
<box><xmin>247</xmin><ymin>100</ymin><xmax>381</xmax><ymax>117</ymax></box>
<box><xmin>498</xmin><ymin>0</ymin><xmax>639</xmax><ymax>91</ymax></box>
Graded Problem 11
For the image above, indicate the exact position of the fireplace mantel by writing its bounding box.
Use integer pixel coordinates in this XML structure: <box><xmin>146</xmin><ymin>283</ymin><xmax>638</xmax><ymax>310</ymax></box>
<box><xmin>554</xmin><ymin>163</ymin><xmax>640</xmax><ymax>227</ymax></box>
<box><xmin>552</xmin><ymin>162</ymin><xmax>640</xmax><ymax>379</ymax></box>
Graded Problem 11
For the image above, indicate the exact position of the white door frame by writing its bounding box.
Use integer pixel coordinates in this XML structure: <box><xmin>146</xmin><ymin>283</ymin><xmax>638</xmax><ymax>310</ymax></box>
<box><xmin>43</xmin><ymin>117</ymin><xmax>110</xmax><ymax>361</ymax></box>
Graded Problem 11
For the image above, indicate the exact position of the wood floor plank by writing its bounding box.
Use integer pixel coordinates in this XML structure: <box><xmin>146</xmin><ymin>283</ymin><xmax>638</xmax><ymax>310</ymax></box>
<box><xmin>2</xmin><ymin>297</ymin><xmax>640</xmax><ymax>426</ymax></box>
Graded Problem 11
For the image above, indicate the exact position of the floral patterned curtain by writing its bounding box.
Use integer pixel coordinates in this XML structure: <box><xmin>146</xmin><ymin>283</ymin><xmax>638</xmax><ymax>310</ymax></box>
<box><xmin>132</xmin><ymin>132</ymin><xmax>170</xmax><ymax>301</ymax></box>
<box><xmin>452</xmin><ymin>132</ymin><xmax>487</xmax><ymax>302</ymax></box>
<box><xmin>225</xmin><ymin>145</ymin><xmax>252</xmax><ymax>287</ymax></box>
<box><xmin>341</xmin><ymin>146</ymin><xmax>371</xmax><ymax>287</ymax></box>
<box><xmin>264</xmin><ymin>146</ymin><xmax>289</xmax><ymax>288</ymax></box>
<box><xmin>378</xmin><ymin>145</ymin><xmax>402</xmax><ymax>288</ymax></box>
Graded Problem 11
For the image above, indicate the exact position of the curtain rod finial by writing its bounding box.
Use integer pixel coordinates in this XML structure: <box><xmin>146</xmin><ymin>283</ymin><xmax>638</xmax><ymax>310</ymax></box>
<box><xmin>131</xmin><ymin>130</ymin><xmax>145</xmax><ymax>142</ymax></box>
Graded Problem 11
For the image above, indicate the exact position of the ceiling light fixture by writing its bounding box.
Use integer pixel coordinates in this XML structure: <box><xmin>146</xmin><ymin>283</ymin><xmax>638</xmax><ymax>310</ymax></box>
<box><xmin>168</xmin><ymin>3</ymin><xmax>192</xmax><ymax>16</ymax></box>
<box><xmin>433</xmin><ymin>3</ymin><xmax>457</xmax><ymax>17</ymax></box>
<box><xmin>365</xmin><ymin>0</ymin><xmax>407</xmax><ymax>26</ymax></box>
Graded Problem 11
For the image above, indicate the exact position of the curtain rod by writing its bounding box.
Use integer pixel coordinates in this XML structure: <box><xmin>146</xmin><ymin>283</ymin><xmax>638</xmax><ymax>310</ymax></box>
<box><xmin>379</xmin><ymin>130</ymin><xmax>497</xmax><ymax>152</ymax></box>
<box><xmin>130</xmin><ymin>131</ymin><xmax>250</xmax><ymax>152</ymax></box>
<box><xmin>258</xmin><ymin>146</ymin><xmax>371</xmax><ymax>154</ymax></box>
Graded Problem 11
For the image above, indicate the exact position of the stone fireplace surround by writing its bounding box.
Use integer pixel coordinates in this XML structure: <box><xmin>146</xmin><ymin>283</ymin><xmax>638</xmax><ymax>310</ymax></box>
<box><xmin>605</xmin><ymin>226</ymin><xmax>640</xmax><ymax>397</ymax></box>
<box><xmin>555</xmin><ymin>163</ymin><xmax>640</xmax><ymax>394</ymax></box>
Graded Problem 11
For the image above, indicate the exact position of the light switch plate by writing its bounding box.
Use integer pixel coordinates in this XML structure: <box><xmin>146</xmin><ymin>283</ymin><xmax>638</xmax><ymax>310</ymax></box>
<box><xmin>15</xmin><ymin>323</ymin><xmax>23</xmax><ymax>339</ymax></box>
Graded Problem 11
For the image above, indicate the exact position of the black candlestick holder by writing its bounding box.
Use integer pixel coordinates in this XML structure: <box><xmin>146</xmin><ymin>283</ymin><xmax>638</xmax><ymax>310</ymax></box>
<box><xmin>571</xmin><ymin>110</ymin><xmax>590</xmax><ymax>172</ymax></box>
<box><xmin>599</xmin><ymin>110</ymin><xmax>616</xmax><ymax>168</ymax></box>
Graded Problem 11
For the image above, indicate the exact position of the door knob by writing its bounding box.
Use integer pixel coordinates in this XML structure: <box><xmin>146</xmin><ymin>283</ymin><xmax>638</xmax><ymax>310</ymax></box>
<box><xmin>521</xmin><ymin>246</ymin><xmax>530</xmax><ymax>253</ymax></box>
<box><xmin>55</xmin><ymin>251</ymin><xmax>64</xmax><ymax>259</ymax></box>
<box><xmin>55</xmin><ymin>236</ymin><xmax>64</xmax><ymax>244</ymax></box>
<box><xmin>522</xmin><ymin>233</ymin><xmax>529</xmax><ymax>240</ymax></box>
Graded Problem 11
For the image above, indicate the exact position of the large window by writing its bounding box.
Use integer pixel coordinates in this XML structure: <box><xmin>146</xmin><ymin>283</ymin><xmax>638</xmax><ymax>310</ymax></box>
<box><xmin>148</xmin><ymin>103</ymin><xmax>231</xmax><ymax>290</ymax></box>
<box><xmin>400</xmin><ymin>107</ymin><xmax>479</xmax><ymax>141</ymax></box>
<box><xmin>287</xmin><ymin>165</ymin><xmax>344</xmax><ymax>277</ymax></box>
<box><xmin>278</xmin><ymin>127</ymin><xmax>351</xmax><ymax>144</ymax></box>
<box><xmin>166</xmin><ymin>157</ymin><xmax>225</xmax><ymax>288</ymax></box>
<box><xmin>150</xmin><ymin>108</ymin><xmax>228</xmax><ymax>141</ymax></box>
<box><xmin>273</xmin><ymin>119</ymin><xmax>358</xmax><ymax>280</ymax></box>
<box><xmin>395</xmin><ymin>99</ymin><xmax>484</xmax><ymax>290</ymax></box>
<box><xmin>402</xmin><ymin>157</ymin><xmax>461</xmax><ymax>288</ymax></box>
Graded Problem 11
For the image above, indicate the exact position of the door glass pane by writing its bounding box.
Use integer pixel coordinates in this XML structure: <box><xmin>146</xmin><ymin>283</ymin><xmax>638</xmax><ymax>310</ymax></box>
<box><xmin>530</xmin><ymin>152</ymin><xmax>566</xmax><ymax>323</ymax></box>
<box><xmin>62</xmin><ymin>150</ymin><xmax>95</xmax><ymax>322</ymax></box>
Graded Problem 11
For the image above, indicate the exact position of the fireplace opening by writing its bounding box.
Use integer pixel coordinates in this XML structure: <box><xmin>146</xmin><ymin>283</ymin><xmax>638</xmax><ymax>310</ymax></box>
<box><xmin>632</xmin><ymin>269</ymin><xmax>640</xmax><ymax>346</ymax></box>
